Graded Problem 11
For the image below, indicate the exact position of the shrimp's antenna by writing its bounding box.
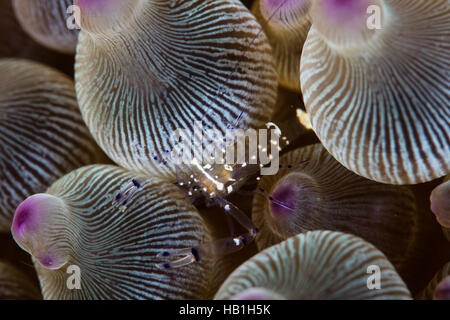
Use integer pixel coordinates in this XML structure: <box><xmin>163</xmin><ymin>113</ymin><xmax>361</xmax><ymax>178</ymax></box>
<box><xmin>155</xmin><ymin>198</ymin><xmax>259</xmax><ymax>269</ymax></box>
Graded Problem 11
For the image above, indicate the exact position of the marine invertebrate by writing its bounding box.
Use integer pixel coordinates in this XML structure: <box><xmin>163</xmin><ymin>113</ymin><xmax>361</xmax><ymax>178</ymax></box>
<box><xmin>215</xmin><ymin>231</ymin><xmax>412</xmax><ymax>299</ymax></box>
<box><xmin>13</xmin><ymin>0</ymin><xmax>78</xmax><ymax>54</ymax></box>
<box><xmin>417</xmin><ymin>262</ymin><xmax>450</xmax><ymax>300</ymax></box>
<box><xmin>300</xmin><ymin>0</ymin><xmax>450</xmax><ymax>184</ymax></box>
<box><xmin>137</xmin><ymin>119</ymin><xmax>303</xmax><ymax>269</ymax></box>
<box><xmin>252</xmin><ymin>143</ymin><xmax>428</xmax><ymax>282</ymax></box>
<box><xmin>0</xmin><ymin>260</ymin><xmax>41</xmax><ymax>299</ymax></box>
<box><xmin>0</xmin><ymin>0</ymin><xmax>74</xmax><ymax>75</ymax></box>
<box><xmin>74</xmin><ymin>0</ymin><xmax>278</xmax><ymax>181</ymax></box>
<box><xmin>252</xmin><ymin>0</ymin><xmax>312</xmax><ymax>91</ymax></box>
<box><xmin>0</xmin><ymin>58</ymin><xmax>100</xmax><ymax>233</ymax></box>
<box><xmin>11</xmin><ymin>165</ymin><xmax>216</xmax><ymax>299</ymax></box>
<box><xmin>430</xmin><ymin>175</ymin><xmax>450</xmax><ymax>240</ymax></box>
<box><xmin>198</xmin><ymin>203</ymin><xmax>260</xmax><ymax>298</ymax></box>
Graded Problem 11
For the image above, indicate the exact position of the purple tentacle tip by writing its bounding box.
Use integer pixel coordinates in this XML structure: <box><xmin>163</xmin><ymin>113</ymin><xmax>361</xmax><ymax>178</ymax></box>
<box><xmin>315</xmin><ymin>0</ymin><xmax>373</xmax><ymax>27</ymax></box>
<box><xmin>322</xmin><ymin>0</ymin><xmax>367</xmax><ymax>14</ymax></box>
<box><xmin>270</xmin><ymin>183</ymin><xmax>297</xmax><ymax>218</ymax></box>
<box><xmin>11</xmin><ymin>194</ymin><xmax>42</xmax><ymax>236</ymax></box>
<box><xmin>37</xmin><ymin>254</ymin><xmax>58</xmax><ymax>269</ymax></box>
<box><xmin>11</xmin><ymin>194</ymin><xmax>69</xmax><ymax>270</ymax></box>
<box><xmin>76</xmin><ymin>0</ymin><xmax>111</xmax><ymax>10</ymax></box>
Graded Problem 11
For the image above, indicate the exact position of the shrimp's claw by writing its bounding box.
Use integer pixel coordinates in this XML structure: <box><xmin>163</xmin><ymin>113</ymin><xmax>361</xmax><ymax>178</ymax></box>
<box><xmin>155</xmin><ymin>231</ymin><xmax>258</xmax><ymax>270</ymax></box>
<box><xmin>156</xmin><ymin>247</ymin><xmax>200</xmax><ymax>270</ymax></box>
<box><xmin>156</xmin><ymin>254</ymin><xmax>197</xmax><ymax>270</ymax></box>
<box><xmin>112</xmin><ymin>178</ymin><xmax>141</xmax><ymax>211</ymax></box>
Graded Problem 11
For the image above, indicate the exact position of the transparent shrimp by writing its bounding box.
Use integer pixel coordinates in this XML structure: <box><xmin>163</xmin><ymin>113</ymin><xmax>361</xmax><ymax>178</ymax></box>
<box><xmin>110</xmin><ymin>0</ymin><xmax>307</xmax><ymax>268</ymax></box>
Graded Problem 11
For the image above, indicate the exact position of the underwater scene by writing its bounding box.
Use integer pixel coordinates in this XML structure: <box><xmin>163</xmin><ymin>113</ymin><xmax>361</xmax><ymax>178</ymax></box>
<box><xmin>0</xmin><ymin>0</ymin><xmax>449</xmax><ymax>301</ymax></box>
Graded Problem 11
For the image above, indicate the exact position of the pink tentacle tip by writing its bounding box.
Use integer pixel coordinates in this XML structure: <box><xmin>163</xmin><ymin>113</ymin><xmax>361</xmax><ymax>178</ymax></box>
<box><xmin>11</xmin><ymin>194</ymin><xmax>69</xmax><ymax>270</ymax></box>
<box><xmin>315</xmin><ymin>0</ymin><xmax>375</xmax><ymax>25</ymax></box>
<box><xmin>74</xmin><ymin>0</ymin><xmax>113</xmax><ymax>10</ymax></box>
<box><xmin>37</xmin><ymin>254</ymin><xmax>59</xmax><ymax>270</ymax></box>
<box><xmin>321</xmin><ymin>0</ymin><xmax>368</xmax><ymax>14</ymax></box>
<box><xmin>269</xmin><ymin>183</ymin><xmax>297</xmax><ymax>218</ymax></box>
<box><xmin>11</xmin><ymin>194</ymin><xmax>46</xmax><ymax>237</ymax></box>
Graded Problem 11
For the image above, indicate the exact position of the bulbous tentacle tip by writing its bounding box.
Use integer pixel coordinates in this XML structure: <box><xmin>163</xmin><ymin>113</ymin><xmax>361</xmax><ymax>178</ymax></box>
<box><xmin>269</xmin><ymin>182</ymin><xmax>297</xmax><ymax>218</ymax></box>
<box><xmin>430</xmin><ymin>180</ymin><xmax>450</xmax><ymax>228</ymax></box>
<box><xmin>11</xmin><ymin>194</ymin><xmax>49</xmax><ymax>237</ymax></box>
<box><xmin>434</xmin><ymin>276</ymin><xmax>450</xmax><ymax>300</ymax></box>
<box><xmin>311</xmin><ymin>0</ymin><xmax>385</xmax><ymax>46</ymax></box>
<box><xmin>74</xmin><ymin>0</ymin><xmax>140</xmax><ymax>34</ymax></box>
<box><xmin>231</xmin><ymin>287</ymin><xmax>285</xmax><ymax>300</ymax></box>
<box><xmin>74</xmin><ymin>0</ymin><xmax>120</xmax><ymax>11</ymax></box>
<box><xmin>317</xmin><ymin>0</ymin><xmax>377</xmax><ymax>21</ymax></box>
<box><xmin>11</xmin><ymin>194</ymin><xmax>69</xmax><ymax>270</ymax></box>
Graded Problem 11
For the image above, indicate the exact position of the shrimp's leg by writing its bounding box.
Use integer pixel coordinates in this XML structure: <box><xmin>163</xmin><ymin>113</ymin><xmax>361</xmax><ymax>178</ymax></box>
<box><xmin>155</xmin><ymin>199</ymin><xmax>258</xmax><ymax>269</ymax></box>
<box><xmin>112</xmin><ymin>179</ymin><xmax>141</xmax><ymax>212</ymax></box>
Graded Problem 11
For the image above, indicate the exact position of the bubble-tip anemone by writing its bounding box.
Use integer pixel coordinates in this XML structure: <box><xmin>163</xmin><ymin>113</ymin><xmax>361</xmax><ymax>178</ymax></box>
<box><xmin>0</xmin><ymin>58</ymin><xmax>101</xmax><ymax>233</ymax></box>
<box><xmin>12</xmin><ymin>0</ymin><xmax>78</xmax><ymax>54</ymax></box>
<box><xmin>300</xmin><ymin>0</ymin><xmax>450</xmax><ymax>184</ymax></box>
<box><xmin>215</xmin><ymin>231</ymin><xmax>412</xmax><ymax>299</ymax></box>
<box><xmin>252</xmin><ymin>143</ymin><xmax>428</xmax><ymax>284</ymax></box>
<box><xmin>74</xmin><ymin>0</ymin><xmax>278</xmax><ymax>181</ymax></box>
<box><xmin>252</xmin><ymin>0</ymin><xmax>312</xmax><ymax>91</ymax></box>
<box><xmin>11</xmin><ymin>165</ymin><xmax>217</xmax><ymax>299</ymax></box>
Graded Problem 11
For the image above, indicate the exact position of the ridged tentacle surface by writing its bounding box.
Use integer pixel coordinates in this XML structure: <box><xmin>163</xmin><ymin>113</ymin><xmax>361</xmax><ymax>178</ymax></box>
<box><xmin>75</xmin><ymin>0</ymin><xmax>278</xmax><ymax>181</ymax></box>
<box><xmin>417</xmin><ymin>262</ymin><xmax>450</xmax><ymax>300</ymax></box>
<box><xmin>0</xmin><ymin>59</ymin><xmax>100</xmax><ymax>233</ymax></box>
<box><xmin>215</xmin><ymin>231</ymin><xmax>412</xmax><ymax>300</ymax></box>
<box><xmin>13</xmin><ymin>0</ymin><xmax>78</xmax><ymax>54</ymax></box>
<box><xmin>12</xmin><ymin>165</ymin><xmax>215</xmax><ymax>300</ymax></box>
<box><xmin>0</xmin><ymin>261</ymin><xmax>41</xmax><ymax>299</ymax></box>
<box><xmin>0</xmin><ymin>0</ymin><xmax>74</xmax><ymax>75</ymax></box>
<box><xmin>252</xmin><ymin>0</ymin><xmax>312</xmax><ymax>91</ymax></box>
<box><xmin>300</xmin><ymin>0</ymin><xmax>450</xmax><ymax>184</ymax></box>
<box><xmin>252</xmin><ymin>144</ymin><xmax>424</xmax><ymax>279</ymax></box>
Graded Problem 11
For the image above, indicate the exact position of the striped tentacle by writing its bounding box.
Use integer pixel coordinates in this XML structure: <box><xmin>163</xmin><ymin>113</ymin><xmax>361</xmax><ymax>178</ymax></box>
<box><xmin>0</xmin><ymin>59</ymin><xmax>100</xmax><ymax>233</ymax></box>
<box><xmin>252</xmin><ymin>143</ymin><xmax>428</xmax><ymax>284</ymax></box>
<box><xmin>252</xmin><ymin>0</ymin><xmax>312</xmax><ymax>91</ymax></box>
<box><xmin>300</xmin><ymin>0</ymin><xmax>450</xmax><ymax>184</ymax></box>
<box><xmin>12</xmin><ymin>164</ymin><xmax>216</xmax><ymax>299</ymax></box>
<box><xmin>215</xmin><ymin>231</ymin><xmax>412</xmax><ymax>300</ymax></box>
<box><xmin>75</xmin><ymin>0</ymin><xmax>278</xmax><ymax>182</ymax></box>
<box><xmin>13</xmin><ymin>0</ymin><xmax>78</xmax><ymax>54</ymax></box>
